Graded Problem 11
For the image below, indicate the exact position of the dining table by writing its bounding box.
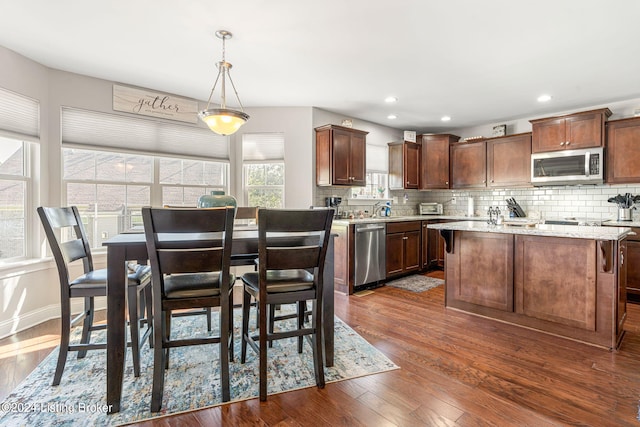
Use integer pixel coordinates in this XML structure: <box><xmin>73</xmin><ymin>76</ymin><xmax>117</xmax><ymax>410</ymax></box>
<box><xmin>102</xmin><ymin>226</ymin><xmax>335</xmax><ymax>414</ymax></box>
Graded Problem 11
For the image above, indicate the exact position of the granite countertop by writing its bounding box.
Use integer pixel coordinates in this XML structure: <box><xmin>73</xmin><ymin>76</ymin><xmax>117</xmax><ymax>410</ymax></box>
<box><xmin>427</xmin><ymin>220</ymin><xmax>633</xmax><ymax>241</ymax></box>
<box><xmin>333</xmin><ymin>214</ymin><xmax>485</xmax><ymax>225</ymax></box>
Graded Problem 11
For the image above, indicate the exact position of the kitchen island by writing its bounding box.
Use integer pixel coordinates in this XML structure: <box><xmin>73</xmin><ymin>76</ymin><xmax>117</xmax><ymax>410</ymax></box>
<box><xmin>428</xmin><ymin>221</ymin><xmax>633</xmax><ymax>349</ymax></box>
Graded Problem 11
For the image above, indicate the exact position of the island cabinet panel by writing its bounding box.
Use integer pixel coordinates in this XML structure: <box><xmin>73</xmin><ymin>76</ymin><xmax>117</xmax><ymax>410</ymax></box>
<box><xmin>453</xmin><ymin>232</ymin><xmax>514</xmax><ymax>311</ymax></box>
<box><xmin>442</xmin><ymin>227</ymin><xmax>625</xmax><ymax>349</ymax></box>
<box><xmin>514</xmin><ymin>235</ymin><xmax>597</xmax><ymax>331</ymax></box>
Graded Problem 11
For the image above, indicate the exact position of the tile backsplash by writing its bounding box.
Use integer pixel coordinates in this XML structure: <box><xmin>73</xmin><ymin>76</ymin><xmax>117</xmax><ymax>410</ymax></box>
<box><xmin>316</xmin><ymin>184</ymin><xmax>640</xmax><ymax>221</ymax></box>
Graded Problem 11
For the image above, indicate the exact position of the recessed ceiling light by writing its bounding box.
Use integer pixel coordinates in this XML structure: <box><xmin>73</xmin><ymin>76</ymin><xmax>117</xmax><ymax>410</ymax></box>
<box><xmin>387</xmin><ymin>114</ymin><xmax>397</xmax><ymax>120</ymax></box>
<box><xmin>385</xmin><ymin>96</ymin><xmax>398</xmax><ymax>103</ymax></box>
<box><xmin>537</xmin><ymin>94</ymin><xmax>552</xmax><ymax>103</ymax></box>
<box><xmin>441</xmin><ymin>116</ymin><xmax>451</xmax><ymax>122</ymax></box>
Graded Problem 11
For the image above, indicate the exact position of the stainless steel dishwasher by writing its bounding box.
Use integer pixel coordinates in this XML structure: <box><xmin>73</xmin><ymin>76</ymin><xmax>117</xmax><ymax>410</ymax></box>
<box><xmin>354</xmin><ymin>223</ymin><xmax>386</xmax><ymax>290</ymax></box>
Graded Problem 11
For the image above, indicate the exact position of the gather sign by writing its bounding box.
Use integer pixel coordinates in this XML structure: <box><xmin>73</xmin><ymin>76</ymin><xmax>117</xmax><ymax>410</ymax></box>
<box><xmin>113</xmin><ymin>85</ymin><xmax>199</xmax><ymax>123</ymax></box>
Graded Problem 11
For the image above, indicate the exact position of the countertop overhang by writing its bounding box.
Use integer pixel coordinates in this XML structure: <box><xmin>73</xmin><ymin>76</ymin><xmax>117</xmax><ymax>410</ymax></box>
<box><xmin>427</xmin><ymin>220</ymin><xmax>633</xmax><ymax>241</ymax></box>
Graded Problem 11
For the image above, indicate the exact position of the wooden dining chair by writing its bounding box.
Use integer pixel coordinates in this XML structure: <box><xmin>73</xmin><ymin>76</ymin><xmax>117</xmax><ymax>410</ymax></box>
<box><xmin>37</xmin><ymin>206</ymin><xmax>152</xmax><ymax>384</ymax></box>
<box><xmin>240</xmin><ymin>208</ymin><xmax>334</xmax><ymax>401</ymax></box>
<box><xmin>142</xmin><ymin>206</ymin><xmax>235</xmax><ymax>411</ymax></box>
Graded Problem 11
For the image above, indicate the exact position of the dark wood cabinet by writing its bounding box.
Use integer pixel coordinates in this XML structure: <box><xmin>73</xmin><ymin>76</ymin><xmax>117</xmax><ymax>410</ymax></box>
<box><xmin>386</xmin><ymin>221</ymin><xmax>421</xmax><ymax>278</ymax></box>
<box><xmin>421</xmin><ymin>219</ymin><xmax>455</xmax><ymax>271</ymax></box>
<box><xmin>450</xmin><ymin>140</ymin><xmax>487</xmax><ymax>188</ymax></box>
<box><xmin>315</xmin><ymin>124</ymin><xmax>368</xmax><ymax>186</ymax></box>
<box><xmin>487</xmin><ymin>133</ymin><xmax>532</xmax><ymax>187</ymax></box>
<box><xmin>626</xmin><ymin>229</ymin><xmax>640</xmax><ymax>303</ymax></box>
<box><xmin>530</xmin><ymin>108</ymin><xmax>611</xmax><ymax>153</ymax></box>
<box><xmin>388</xmin><ymin>141</ymin><xmax>420</xmax><ymax>189</ymax></box>
<box><xmin>418</xmin><ymin>134</ymin><xmax>459</xmax><ymax>189</ymax></box>
<box><xmin>449</xmin><ymin>231</ymin><xmax>514</xmax><ymax>312</ymax></box>
<box><xmin>421</xmin><ymin>221</ymin><xmax>429</xmax><ymax>270</ymax></box>
<box><xmin>606</xmin><ymin>117</ymin><xmax>640</xmax><ymax>184</ymax></box>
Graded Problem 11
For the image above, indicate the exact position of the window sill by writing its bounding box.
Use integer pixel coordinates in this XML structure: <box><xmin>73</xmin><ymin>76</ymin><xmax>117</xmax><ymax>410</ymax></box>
<box><xmin>345</xmin><ymin>198</ymin><xmax>392</xmax><ymax>206</ymax></box>
<box><xmin>0</xmin><ymin>257</ymin><xmax>54</xmax><ymax>279</ymax></box>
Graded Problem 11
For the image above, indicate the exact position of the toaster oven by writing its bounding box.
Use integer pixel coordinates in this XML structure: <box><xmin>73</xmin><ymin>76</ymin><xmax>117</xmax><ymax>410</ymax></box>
<box><xmin>419</xmin><ymin>203</ymin><xmax>443</xmax><ymax>215</ymax></box>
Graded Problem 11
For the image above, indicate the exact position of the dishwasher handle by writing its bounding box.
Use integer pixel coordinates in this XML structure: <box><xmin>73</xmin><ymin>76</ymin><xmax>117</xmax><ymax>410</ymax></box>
<box><xmin>355</xmin><ymin>226</ymin><xmax>385</xmax><ymax>232</ymax></box>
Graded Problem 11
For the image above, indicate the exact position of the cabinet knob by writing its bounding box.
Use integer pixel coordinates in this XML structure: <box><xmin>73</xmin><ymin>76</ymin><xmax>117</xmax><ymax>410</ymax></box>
<box><xmin>445</xmin><ymin>181</ymin><xmax>449</xmax><ymax>185</ymax></box>
<box><xmin>560</xmin><ymin>142</ymin><xmax>565</xmax><ymax>146</ymax></box>
<box><xmin>491</xmin><ymin>179</ymin><xmax>494</xmax><ymax>183</ymax></box>
<box><xmin>403</xmin><ymin>236</ymin><xmax>408</xmax><ymax>240</ymax></box>
<box><xmin>483</xmin><ymin>180</ymin><xmax>486</xmax><ymax>183</ymax></box>
<box><xmin>565</xmin><ymin>141</ymin><xmax>571</xmax><ymax>146</ymax></box>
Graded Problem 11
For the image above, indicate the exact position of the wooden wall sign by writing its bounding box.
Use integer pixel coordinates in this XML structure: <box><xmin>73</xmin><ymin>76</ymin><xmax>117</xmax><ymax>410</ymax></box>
<box><xmin>113</xmin><ymin>85</ymin><xmax>199</xmax><ymax>123</ymax></box>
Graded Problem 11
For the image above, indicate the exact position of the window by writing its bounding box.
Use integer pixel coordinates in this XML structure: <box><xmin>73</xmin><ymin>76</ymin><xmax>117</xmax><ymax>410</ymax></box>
<box><xmin>61</xmin><ymin>108</ymin><xmax>231</xmax><ymax>248</ymax></box>
<box><xmin>0</xmin><ymin>137</ymin><xmax>29</xmax><ymax>261</ymax></box>
<box><xmin>242</xmin><ymin>133</ymin><xmax>285</xmax><ymax>208</ymax></box>
<box><xmin>353</xmin><ymin>144</ymin><xmax>388</xmax><ymax>199</ymax></box>
<box><xmin>0</xmin><ymin>87</ymin><xmax>39</xmax><ymax>263</ymax></box>
<box><xmin>63</xmin><ymin>147</ymin><xmax>229</xmax><ymax>248</ymax></box>
<box><xmin>159</xmin><ymin>157</ymin><xmax>228</xmax><ymax>206</ymax></box>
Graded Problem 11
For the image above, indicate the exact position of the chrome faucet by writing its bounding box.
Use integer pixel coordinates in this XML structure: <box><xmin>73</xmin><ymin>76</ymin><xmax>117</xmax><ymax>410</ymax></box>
<box><xmin>487</xmin><ymin>206</ymin><xmax>501</xmax><ymax>225</ymax></box>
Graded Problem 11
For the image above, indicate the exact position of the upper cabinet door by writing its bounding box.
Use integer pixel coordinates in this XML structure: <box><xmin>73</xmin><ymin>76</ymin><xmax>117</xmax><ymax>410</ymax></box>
<box><xmin>531</xmin><ymin>117</ymin><xmax>565</xmax><ymax>153</ymax></box>
<box><xmin>404</xmin><ymin>142</ymin><xmax>420</xmax><ymax>189</ymax></box>
<box><xmin>606</xmin><ymin>117</ymin><xmax>640</xmax><ymax>184</ymax></box>
<box><xmin>388</xmin><ymin>141</ymin><xmax>420</xmax><ymax>190</ymax></box>
<box><xmin>564</xmin><ymin>111</ymin><xmax>606</xmax><ymax>150</ymax></box>
<box><xmin>419</xmin><ymin>134</ymin><xmax>460</xmax><ymax>189</ymax></box>
<box><xmin>450</xmin><ymin>141</ymin><xmax>487</xmax><ymax>189</ymax></box>
<box><xmin>530</xmin><ymin>108</ymin><xmax>611</xmax><ymax>153</ymax></box>
<box><xmin>349</xmin><ymin>131</ymin><xmax>367</xmax><ymax>186</ymax></box>
<box><xmin>487</xmin><ymin>133</ymin><xmax>532</xmax><ymax>188</ymax></box>
<box><xmin>332</xmin><ymin>128</ymin><xmax>354</xmax><ymax>185</ymax></box>
<box><xmin>315</xmin><ymin>124</ymin><xmax>368</xmax><ymax>186</ymax></box>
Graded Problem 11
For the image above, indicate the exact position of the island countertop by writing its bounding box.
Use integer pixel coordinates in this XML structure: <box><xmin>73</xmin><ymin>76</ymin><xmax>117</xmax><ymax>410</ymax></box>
<box><xmin>427</xmin><ymin>220</ymin><xmax>633</xmax><ymax>241</ymax></box>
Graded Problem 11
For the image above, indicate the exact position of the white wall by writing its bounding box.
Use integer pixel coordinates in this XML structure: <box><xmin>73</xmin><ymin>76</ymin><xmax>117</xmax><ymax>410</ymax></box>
<box><xmin>229</xmin><ymin>106</ymin><xmax>314</xmax><ymax>208</ymax></box>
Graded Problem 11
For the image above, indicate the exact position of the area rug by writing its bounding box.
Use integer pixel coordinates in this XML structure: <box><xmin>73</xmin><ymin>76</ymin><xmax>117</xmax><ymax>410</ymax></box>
<box><xmin>385</xmin><ymin>275</ymin><xmax>444</xmax><ymax>293</ymax></box>
<box><xmin>0</xmin><ymin>308</ymin><xmax>398</xmax><ymax>426</ymax></box>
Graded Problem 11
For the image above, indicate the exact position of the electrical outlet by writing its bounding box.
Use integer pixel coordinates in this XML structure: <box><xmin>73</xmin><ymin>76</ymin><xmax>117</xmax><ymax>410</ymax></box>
<box><xmin>451</xmin><ymin>197</ymin><xmax>457</xmax><ymax>205</ymax></box>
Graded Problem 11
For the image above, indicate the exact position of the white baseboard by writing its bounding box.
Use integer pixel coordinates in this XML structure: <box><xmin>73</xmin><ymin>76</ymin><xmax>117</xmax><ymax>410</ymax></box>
<box><xmin>0</xmin><ymin>298</ymin><xmax>106</xmax><ymax>340</ymax></box>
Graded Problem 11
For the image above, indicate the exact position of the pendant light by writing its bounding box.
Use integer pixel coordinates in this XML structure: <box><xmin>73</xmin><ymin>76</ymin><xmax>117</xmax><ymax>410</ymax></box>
<box><xmin>198</xmin><ymin>30</ymin><xmax>249</xmax><ymax>135</ymax></box>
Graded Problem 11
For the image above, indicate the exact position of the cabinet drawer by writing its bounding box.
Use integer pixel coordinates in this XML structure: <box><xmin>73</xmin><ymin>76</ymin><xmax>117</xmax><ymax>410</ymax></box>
<box><xmin>387</xmin><ymin>221</ymin><xmax>421</xmax><ymax>234</ymax></box>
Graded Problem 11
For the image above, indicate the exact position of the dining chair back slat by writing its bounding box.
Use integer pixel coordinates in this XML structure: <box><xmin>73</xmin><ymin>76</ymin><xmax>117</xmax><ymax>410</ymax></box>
<box><xmin>266</xmin><ymin>246</ymin><xmax>321</xmax><ymax>270</ymax></box>
<box><xmin>158</xmin><ymin>248</ymin><xmax>225</xmax><ymax>275</ymax></box>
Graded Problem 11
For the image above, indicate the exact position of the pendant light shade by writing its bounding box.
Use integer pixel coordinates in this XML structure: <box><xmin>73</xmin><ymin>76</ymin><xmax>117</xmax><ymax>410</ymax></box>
<box><xmin>198</xmin><ymin>30</ymin><xmax>249</xmax><ymax>136</ymax></box>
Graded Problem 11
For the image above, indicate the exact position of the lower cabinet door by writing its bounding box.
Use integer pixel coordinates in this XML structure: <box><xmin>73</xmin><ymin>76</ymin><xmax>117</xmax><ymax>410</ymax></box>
<box><xmin>404</xmin><ymin>230</ymin><xmax>421</xmax><ymax>272</ymax></box>
<box><xmin>386</xmin><ymin>233</ymin><xmax>404</xmax><ymax>277</ymax></box>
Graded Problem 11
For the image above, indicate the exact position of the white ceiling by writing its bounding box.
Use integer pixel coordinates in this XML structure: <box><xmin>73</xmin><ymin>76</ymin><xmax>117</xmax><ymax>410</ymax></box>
<box><xmin>1</xmin><ymin>0</ymin><xmax>640</xmax><ymax>133</ymax></box>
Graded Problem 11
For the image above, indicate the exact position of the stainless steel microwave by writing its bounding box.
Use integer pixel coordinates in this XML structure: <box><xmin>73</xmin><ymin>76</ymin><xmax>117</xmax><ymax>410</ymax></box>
<box><xmin>531</xmin><ymin>147</ymin><xmax>604</xmax><ymax>186</ymax></box>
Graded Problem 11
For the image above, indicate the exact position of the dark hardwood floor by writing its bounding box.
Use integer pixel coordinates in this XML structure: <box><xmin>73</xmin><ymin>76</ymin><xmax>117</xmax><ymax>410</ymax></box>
<box><xmin>3</xmin><ymin>273</ymin><xmax>640</xmax><ymax>426</ymax></box>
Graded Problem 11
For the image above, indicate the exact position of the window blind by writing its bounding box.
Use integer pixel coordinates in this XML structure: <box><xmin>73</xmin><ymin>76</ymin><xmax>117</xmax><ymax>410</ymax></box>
<box><xmin>366</xmin><ymin>144</ymin><xmax>388</xmax><ymax>173</ymax></box>
<box><xmin>61</xmin><ymin>107</ymin><xmax>229</xmax><ymax>160</ymax></box>
<box><xmin>242</xmin><ymin>133</ymin><xmax>285</xmax><ymax>162</ymax></box>
<box><xmin>0</xmin><ymin>87</ymin><xmax>40</xmax><ymax>140</ymax></box>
